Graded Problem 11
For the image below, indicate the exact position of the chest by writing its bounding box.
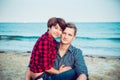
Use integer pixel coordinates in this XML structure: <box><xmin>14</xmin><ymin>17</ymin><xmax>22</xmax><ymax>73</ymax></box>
<box><xmin>54</xmin><ymin>53</ymin><xmax>75</xmax><ymax>69</ymax></box>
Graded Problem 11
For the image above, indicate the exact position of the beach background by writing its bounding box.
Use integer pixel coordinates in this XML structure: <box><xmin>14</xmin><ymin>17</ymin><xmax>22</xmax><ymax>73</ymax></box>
<box><xmin>0</xmin><ymin>22</ymin><xmax>120</xmax><ymax>56</ymax></box>
<box><xmin>0</xmin><ymin>0</ymin><xmax>120</xmax><ymax>79</ymax></box>
<box><xmin>0</xmin><ymin>22</ymin><xmax>120</xmax><ymax>80</ymax></box>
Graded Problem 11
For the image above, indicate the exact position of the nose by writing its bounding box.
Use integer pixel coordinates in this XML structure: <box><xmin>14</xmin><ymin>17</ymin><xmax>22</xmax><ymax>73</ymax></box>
<box><xmin>64</xmin><ymin>34</ymin><xmax>68</xmax><ymax>38</ymax></box>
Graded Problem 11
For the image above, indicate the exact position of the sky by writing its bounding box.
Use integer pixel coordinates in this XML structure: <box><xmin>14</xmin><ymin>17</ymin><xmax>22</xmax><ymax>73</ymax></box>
<box><xmin>0</xmin><ymin>0</ymin><xmax>120</xmax><ymax>22</ymax></box>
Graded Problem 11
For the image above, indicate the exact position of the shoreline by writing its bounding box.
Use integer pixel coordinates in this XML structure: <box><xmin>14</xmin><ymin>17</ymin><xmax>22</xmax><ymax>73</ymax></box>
<box><xmin>0</xmin><ymin>51</ymin><xmax>120</xmax><ymax>80</ymax></box>
<box><xmin>0</xmin><ymin>50</ymin><xmax>120</xmax><ymax>58</ymax></box>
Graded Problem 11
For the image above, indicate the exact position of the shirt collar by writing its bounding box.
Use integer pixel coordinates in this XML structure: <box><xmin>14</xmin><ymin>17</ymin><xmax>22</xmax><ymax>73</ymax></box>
<box><xmin>57</xmin><ymin>42</ymin><xmax>74</xmax><ymax>53</ymax></box>
<box><xmin>68</xmin><ymin>44</ymin><xmax>74</xmax><ymax>53</ymax></box>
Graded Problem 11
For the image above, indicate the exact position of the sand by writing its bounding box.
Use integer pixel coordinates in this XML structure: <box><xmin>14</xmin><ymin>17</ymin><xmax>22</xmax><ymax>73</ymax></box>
<box><xmin>0</xmin><ymin>52</ymin><xmax>120</xmax><ymax>80</ymax></box>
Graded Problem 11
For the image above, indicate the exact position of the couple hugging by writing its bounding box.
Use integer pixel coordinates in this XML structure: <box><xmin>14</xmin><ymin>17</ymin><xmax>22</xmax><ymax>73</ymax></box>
<box><xmin>25</xmin><ymin>17</ymin><xmax>89</xmax><ymax>80</ymax></box>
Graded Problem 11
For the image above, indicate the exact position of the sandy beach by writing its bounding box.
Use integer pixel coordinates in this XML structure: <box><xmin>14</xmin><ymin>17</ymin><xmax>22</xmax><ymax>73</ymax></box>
<box><xmin>0</xmin><ymin>52</ymin><xmax>120</xmax><ymax>80</ymax></box>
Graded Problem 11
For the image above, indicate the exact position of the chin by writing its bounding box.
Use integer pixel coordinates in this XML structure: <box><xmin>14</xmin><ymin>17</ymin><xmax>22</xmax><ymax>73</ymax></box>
<box><xmin>55</xmin><ymin>35</ymin><xmax>59</xmax><ymax>38</ymax></box>
<box><xmin>54</xmin><ymin>36</ymin><xmax>58</xmax><ymax>38</ymax></box>
<box><xmin>62</xmin><ymin>42</ymin><xmax>68</xmax><ymax>44</ymax></box>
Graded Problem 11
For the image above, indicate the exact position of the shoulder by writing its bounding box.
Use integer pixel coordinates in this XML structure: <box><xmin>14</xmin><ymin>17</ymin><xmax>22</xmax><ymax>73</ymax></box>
<box><xmin>35</xmin><ymin>34</ymin><xmax>50</xmax><ymax>45</ymax></box>
<box><xmin>70</xmin><ymin>45</ymin><xmax>82</xmax><ymax>55</ymax></box>
<box><xmin>38</xmin><ymin>32</ymin><xmax>50</xmax><ymax>41</ymax></box>
<box><xmin>70</xmin><ymin>45</ymin><xmax>82</xmax><ymax>53</ymax></box>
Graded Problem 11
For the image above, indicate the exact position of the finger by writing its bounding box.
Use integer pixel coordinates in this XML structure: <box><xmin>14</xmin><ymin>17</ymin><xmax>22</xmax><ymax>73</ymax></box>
<box><xmin>60</xmin><ymin>64</ymin><xmax>65</xmax><ymax>68</ymax></box>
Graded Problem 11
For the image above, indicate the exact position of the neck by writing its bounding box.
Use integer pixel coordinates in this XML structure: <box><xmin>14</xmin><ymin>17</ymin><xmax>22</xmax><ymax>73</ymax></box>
<box><xmin>59</xmin><ymin>42</ymin><xmax>70</xmax><ymax>51</ymax></box>
<box><xmin>59</xmin><ymin>43</ymin><xmax>70</xmax><ymax>57</ymax></box>
<box><xmin>47</xmin><ymin>31</ymin><xmax>54</xmax><ymax>39</ymax></box>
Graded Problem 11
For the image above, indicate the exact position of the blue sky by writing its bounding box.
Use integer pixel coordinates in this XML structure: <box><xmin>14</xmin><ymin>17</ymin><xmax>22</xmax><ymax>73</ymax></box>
<box><xmin>0</xmin><ymin>0</ymin><xmax>120</xmax><ymax>22</ymax></box>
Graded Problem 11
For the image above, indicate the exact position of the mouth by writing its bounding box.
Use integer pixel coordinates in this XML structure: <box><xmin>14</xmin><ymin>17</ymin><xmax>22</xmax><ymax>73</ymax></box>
<box><xmin>63</xmin><ymin>38</ymin><xmax>68</xmax><ymax>41</ymax></box>
<box><xmin>53</xmin><ymin>34</ymin><xmax>59</xmax><ymax>38</ymax></box>
<box><xmin>54</xmin><ymin>33</ymin><xmax>59</xmax><ymax>37</ymax></box>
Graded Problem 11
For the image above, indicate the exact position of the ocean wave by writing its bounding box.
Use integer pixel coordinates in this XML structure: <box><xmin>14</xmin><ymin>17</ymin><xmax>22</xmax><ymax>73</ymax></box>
<box><xmin>0</xmin><ymin>35</ymin><xmax>120</xmax><ymax>41</ymax></box>
<box><xmin>76</xmin><ymin>36</ymin><xmax>120</xmax><ymax>41</ymax></box>
<box><xmin>81</xmin><ymin>46</ymin><xmax>120</xmax><ymax>50</ymax></box>
<box><xmin>0</xmin><ymin>35</ymin><xmax>39</xmax><ymax>40</ymax></box>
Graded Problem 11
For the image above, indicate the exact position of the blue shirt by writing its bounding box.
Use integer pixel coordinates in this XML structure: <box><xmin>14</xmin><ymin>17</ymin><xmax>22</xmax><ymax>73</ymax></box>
<box><xmin>53</xmin><ymin>43</ymin><xmax>88</xmax><ymax>77</ymax></box>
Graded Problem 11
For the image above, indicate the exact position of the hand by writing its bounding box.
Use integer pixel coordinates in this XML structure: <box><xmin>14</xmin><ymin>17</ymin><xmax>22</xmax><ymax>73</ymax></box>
<box><xmin>59</xmin><ymin>65</ymin><xmax>72</xmax><ymax>73</ymax></box>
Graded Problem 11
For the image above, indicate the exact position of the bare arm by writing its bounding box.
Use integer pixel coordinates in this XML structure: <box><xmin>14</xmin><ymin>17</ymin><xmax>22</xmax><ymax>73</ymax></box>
<box><xmin>24</xmin><ymin>67</ymin><xmax>31</xmax><ymax>80</ymax></box>
<box><xmin>45</xmin><ymin>67</ymin><xmax>60</xmax><ymax>74</ymax></box>
<box><xmin>46</xmin><ymin>65</ymin><xmax>72</xmax><ymax>74</ymax></box>
<box><xmin>59</xmin><ymin>65</ymin><xmax>72</xmax><ymax>73</ymax></box>
<box><xmin>24</xmin><ymin>66</ymin><xmax>72</xmax><ymax>80</ymax></box>
<box><xmin>25</xmin><ymin>67</ymin><xmax>43</xmax><ymax>80</ymax></box>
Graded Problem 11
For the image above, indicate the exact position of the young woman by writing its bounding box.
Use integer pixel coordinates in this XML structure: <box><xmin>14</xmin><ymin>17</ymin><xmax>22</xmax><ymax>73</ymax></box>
<box><xmin>25</xmin><ymin>17</ymin><xmax>66</xmax><ymax>80</ymax></box>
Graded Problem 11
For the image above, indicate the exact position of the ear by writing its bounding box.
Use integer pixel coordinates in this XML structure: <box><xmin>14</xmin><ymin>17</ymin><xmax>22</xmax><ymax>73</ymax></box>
<box><xmin>48</xmin><ymin>27</ymin><xmax>50</xmax><ymax>31</ymax></box>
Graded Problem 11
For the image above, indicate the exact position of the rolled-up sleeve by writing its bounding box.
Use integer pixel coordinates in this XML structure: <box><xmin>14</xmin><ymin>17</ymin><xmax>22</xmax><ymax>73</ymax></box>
<box><xmin>74</xmin><ymin>49</ymin><xmax>88</xmax><ymax>77</ymax></box>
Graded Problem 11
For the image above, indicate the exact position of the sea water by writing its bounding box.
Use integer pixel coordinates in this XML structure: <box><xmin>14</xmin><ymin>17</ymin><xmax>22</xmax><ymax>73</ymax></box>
<box><xmin>0</xmin><ymin>22</ymin><xmax>120</xmax><ymax>57</ymax></box>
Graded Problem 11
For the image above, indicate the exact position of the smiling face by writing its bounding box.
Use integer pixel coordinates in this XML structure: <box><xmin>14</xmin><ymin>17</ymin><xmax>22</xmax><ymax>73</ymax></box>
<box><xmin>61</xmin><ymin>27</ymin><xmax>75</xmax><ymax>45</ymax></box>
<box><xmin>48</xmin><ymin>24</ymin><xmax>62</xmax><ymax>38</ymax></box>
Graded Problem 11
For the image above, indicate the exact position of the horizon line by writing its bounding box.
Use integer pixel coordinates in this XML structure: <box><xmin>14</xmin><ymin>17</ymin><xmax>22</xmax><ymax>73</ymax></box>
<box><xmin>0</xmin><ymin>21</ymin><xmax>120</xmax><ymax>23</ymax></box>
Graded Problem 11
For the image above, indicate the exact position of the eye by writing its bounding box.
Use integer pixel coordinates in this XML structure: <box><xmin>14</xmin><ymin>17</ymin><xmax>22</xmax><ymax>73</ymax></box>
<box><xmin>59</xmin><ymin>29</ymin><xmax>62</xmax><ymax>32</ymax></box>
<box><xmin>68</xmin><ymin>34</ymin><xmax>72</xmax><ymax>36</ymax></box>
<box><xmin>54</xmin><ymin>26</ymin><xmax>58</xmax><ymax>29</ymax></box>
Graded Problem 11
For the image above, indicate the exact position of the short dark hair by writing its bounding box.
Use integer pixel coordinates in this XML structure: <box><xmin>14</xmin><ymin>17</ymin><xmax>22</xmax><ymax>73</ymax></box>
<box><xmin>65</xmin><ymin>23</ymin><xmax>77</xmax><ymax>36</ymax></box>
<box><xmin>47</xmin><ymin>17</ymin><xmax>66</xmax><ymax>31</ymax></box>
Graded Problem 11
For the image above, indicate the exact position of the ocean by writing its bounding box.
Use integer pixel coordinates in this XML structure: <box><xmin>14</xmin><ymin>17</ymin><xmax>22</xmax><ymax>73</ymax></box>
<box><xmin>0</xmin><ymin>22</ymin><xmax>120</xmax><ymax>57</ymax></box>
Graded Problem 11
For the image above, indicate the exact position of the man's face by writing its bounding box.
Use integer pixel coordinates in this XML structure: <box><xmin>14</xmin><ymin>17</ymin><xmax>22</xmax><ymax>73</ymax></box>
<box><xmin>61</xmin><ymin>27</ymin><xmax>75</xmax><ymax>44</ymax></box>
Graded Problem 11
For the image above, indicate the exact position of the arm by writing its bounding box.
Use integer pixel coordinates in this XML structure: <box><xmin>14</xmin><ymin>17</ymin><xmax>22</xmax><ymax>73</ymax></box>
<box><xmin>45</xmin><ymin>65</ymin><xmax>72</xmax><ymax>74</ymax></box>
<box><xmin>24</xmin><ymin>67</ymin><xmax>60</xmax><ymax>80</ymax></box>
<box><xmin>46</xmin><ymin>64</ymin><xmax>72</xmax><ymax>74</ymax></box>
<box><xmin>42</xmin><ymin>39</ymin><xmax>60</xmax><ymax>74</ymax></box>
<box><xmin>30</xmin><ymin>38</ymin><xmax>56</xmax><ymax>73</ymax></box>
<box><xmin>74</xmin><ymin>49</ymin><xmax>88</xmax><ymax>80</ymax></box>
<box><xmin>30</xmin><ymin>38</ymin><xmax>60</xmax><ymax>74</ymax></box>
<box><xmin>45</xmin><ymin>67</ymin><xmax>59</xmax><ymax>74</ymax></box>
<box><xmin>59</xmin><ymin>65</ymin><xmax>72</xmax><ymax>73</ymax></box>
<box><xmin>24</xmin><ymin>67</ymin><xmax>31</xmax><ymax>80</ymax></box>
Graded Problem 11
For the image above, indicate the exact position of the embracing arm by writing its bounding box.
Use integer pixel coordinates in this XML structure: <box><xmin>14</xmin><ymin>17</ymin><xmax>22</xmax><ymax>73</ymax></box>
<box><xmin>45</xmin><ymin>67</ymin><xmax>60</xmax><ymax>74</ymax></box>
<box><xmin>24</xmin><ymin>67</ymin><xmax>60</xmax><ymax>80</ymax></box>
<box><xmin>24</xmin><ymin>67</ymin><xmax>31</xmax><ymax>80</ymax></box>
<box><xmin>45</xmin><ymin>65</ymin><xmax>72</xmax><ymax>74</ymax></box>
<box><xmin>46</xmin><ymin>64</ymin><xmax>72</xmax><ymax>74</ymax></box>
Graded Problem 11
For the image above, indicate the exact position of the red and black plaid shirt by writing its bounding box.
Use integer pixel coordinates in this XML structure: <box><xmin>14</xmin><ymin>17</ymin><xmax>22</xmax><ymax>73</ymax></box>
<box><xmin>30</xmin><ymin>32</ymin><xmax>57</xmax><ymax>73</ymax></box>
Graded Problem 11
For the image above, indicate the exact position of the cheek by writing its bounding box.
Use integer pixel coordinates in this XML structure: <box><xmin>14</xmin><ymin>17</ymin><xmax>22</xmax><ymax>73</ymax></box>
<box><xmin>68</xmin><ymin>37</ymin><xmax>73</xmax><ymax>41</ymax></box>
<box><xmin>70</xmin><ymin>38</ymin><xmax>74</xmax><ymax>41</ymax></box>
<box><xmin>59</xmin><ymin>31</ymin><xmax>62</xmax><ymax>35</ymax></box>
<box><xmin>51</xmin><ymin>29</ymin><xmax>57</xmax><ymax>33</ymax></box>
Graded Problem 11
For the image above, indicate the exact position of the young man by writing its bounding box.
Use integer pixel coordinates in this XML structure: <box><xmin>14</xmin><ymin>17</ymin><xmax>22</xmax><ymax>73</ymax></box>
<box><xmin>52</xmin><ymin>23</ymin><xmax>88</xmax><ymax>80</ymax></box>
<box><xmin>25</xmin><ymin>23</ymin><xmax>88</xmax><ymax>80</ymax></box>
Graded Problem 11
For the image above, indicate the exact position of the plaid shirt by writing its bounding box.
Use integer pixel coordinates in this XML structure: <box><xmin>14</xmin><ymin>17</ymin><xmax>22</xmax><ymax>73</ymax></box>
<box><xmin>30</xmin><ymin>32</ymin><xmax>57</xmax><ymax>73</ymax></box>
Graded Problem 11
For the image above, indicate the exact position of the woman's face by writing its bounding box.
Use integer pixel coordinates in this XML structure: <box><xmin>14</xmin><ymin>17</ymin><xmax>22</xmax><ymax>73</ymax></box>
<box><xmin>48</xmin><ymin>24</ymin><xmax>62</xmax><ymax>38</ymax></box>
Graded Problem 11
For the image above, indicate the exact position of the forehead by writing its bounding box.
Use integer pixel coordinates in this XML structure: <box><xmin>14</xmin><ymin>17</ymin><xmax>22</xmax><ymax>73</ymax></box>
<box><xmin>63</xmin><ymin>27</ymin><xmax>75</xmax><ymax>34</ymax></box>
<box><xmin>52</xmin><ymin>24</ymin><xmax>60</xmax><ymax>28</ymax></box>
